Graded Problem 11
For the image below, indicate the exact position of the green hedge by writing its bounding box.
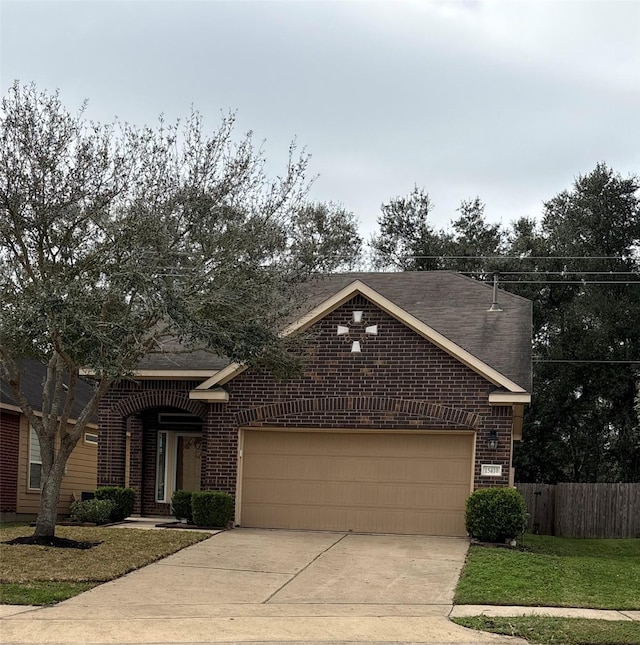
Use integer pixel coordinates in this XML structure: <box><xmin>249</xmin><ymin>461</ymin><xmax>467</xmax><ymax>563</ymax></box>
<box><xmin>171</xmin><ymin>490</ymin><xmax>193</xmax><ymax>524</ymax></box>
<box><xmin>70</xmin><ymin>498</ymin><xmax>116</xmax><ymax>524</ymax></box>
<box><xmin>191</xmin><ymin>491</ymin><xmax>234</xmax><ymax>527</ymax></box>
<box><xmin>95</xmin><ymin>486</ymin><xmax>136</xmax><ymax>522</ymax></box>
<box><xmin>465</xmin><ymin>487</ymin><xmax>526</xmax><ymax>543</ymax></box>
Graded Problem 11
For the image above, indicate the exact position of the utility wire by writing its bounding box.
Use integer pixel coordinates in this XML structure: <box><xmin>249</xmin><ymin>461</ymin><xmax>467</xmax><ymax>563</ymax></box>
<box><xmin>406</xmin><ymin>255</ymin><xmax>636</xmax><ymax>260</ymax></box>
<box><xmin>493</xmin><ymin>280</ymin><xmax>640</xmax><ymax>285</ymax></box>
<box><xmin>533</xmin><ymin>359</ymin><xmax>640</xmax><ymax>364</ymax></box>
<box><xmin>463</xmin><ymin>271</ymin><xmax>639</xmax><ymax>276</ymax></box>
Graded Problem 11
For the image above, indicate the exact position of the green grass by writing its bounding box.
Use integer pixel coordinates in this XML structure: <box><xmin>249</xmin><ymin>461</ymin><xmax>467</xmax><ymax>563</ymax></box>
<box><xmin>0</xmin><ymin>524</ymin><xmax>211</xmax><ymax>605</ymax></box>
<box><xmin>454</xmin><ymin>534</ymin><xmax>640</xmax><ymax>610</ymax></box>
<box><xmin>0</xmin><ymin>582</ymin><xmax>97</xmax><ymax>605</ymax></box>
<box><xmin>453</xmin><ymin>616</ymin><xmax>640</xmax><ymax>645</ymax></box>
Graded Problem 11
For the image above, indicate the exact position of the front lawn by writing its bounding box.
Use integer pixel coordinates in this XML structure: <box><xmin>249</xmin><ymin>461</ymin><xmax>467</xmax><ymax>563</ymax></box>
<box><xmin>454</xmin><ymin>616</ymin><xmax>640</xmax><ymax>645</ymax></box>
<box><xmin>0</xmin><ymin>524</ymin><xmax>211</xmax><ymax>605</ymax></box>
<box><xmin>454</xmin><ymin>534</ymin><xmax>640</xmax><ymax>610</ymax></box>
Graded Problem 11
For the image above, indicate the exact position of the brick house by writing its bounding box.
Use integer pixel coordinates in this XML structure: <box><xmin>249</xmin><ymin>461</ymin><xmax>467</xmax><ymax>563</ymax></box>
<box><xmin>0</xmin><ymin>360</ymin><xmax>99</xmax><ymax>519</ymax></box>
<box><xmin>97</xmin><ymin>272</ymin><xmax>532</xmax><ymax>537</ymax></box>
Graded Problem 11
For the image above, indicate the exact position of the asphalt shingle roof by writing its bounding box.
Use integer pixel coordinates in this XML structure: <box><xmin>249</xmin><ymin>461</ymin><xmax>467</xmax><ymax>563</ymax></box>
<box><xmin>0</xmin><ymin>359</ymin><xmax>97</xmax><ymax>421</ymax></box>
<box><xmin>137</xmin><ymin>272</ymin><xmax>532</xmax><ymax>391</ymax></box>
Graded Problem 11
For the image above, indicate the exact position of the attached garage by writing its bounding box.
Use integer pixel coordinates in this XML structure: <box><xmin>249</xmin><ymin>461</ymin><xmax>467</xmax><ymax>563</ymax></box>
<box><xmin>238</xmin><ymin>429</ymin><xmax>475</xmax><ymax>536</ymax></box>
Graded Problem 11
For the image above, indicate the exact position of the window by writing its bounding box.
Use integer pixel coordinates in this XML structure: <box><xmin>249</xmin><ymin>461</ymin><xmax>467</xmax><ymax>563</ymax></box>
<box><xmin>156</xmin><ymin>431</ymin><xmax>168</xmax><ymax>502</ymax></box>
<box><xmin>84</xmin><ymin>432</ymin><xmax>98</xmax><ymax>446</ymax></box>
<box><xmin>29</xmin><ymin>427</ymin><xmax>42</xmax><ymax>490</ymax></box>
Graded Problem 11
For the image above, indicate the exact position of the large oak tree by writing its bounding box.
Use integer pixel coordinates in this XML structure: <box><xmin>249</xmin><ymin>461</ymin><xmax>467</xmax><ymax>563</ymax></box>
<box><xmin>0</xmin><ymin>82</ymin><xmax>360</xmax><ymax>538</ymax></box>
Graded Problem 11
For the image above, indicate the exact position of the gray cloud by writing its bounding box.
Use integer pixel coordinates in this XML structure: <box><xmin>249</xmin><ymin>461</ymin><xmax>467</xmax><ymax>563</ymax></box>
<box><xmin>2</xmin><ymin>0</ymin><xmax>638</xmax><ymax>236</ymax></box>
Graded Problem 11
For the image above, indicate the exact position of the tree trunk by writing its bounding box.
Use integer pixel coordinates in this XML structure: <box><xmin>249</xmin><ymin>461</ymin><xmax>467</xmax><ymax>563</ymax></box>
<box><xmin>33</xmin><ymin>466</ymin><xmax>64</xmax><ymax>538</ymax></box>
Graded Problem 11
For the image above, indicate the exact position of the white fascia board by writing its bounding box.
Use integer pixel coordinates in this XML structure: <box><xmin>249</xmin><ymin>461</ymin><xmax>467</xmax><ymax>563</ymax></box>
<box><xmin>189</xmin><ymin>388</ymin><xmax>229</xmax><ymax>402</ymax></box>
<box><xmin>197</xmin><ymin>279</ymin><xmax>527</xmax><ymax>393</ymax></box>
<box><xmin>489</xmin><ymin>392</ymin><xmax>532</xmax><ymax>405</ymax></box>
<box><xmin>0</xmin><ymin>403</ymin><xmax>99</xmax><ymax>429</ymax></box>
<box><xmin>0</xmin><ymin>402</ymin><xmax>23</xmax><ymax>413</ymax></box>
<box><xmin>80</xmin><ymin>368</ymin><xmax>218</xmax><ymax>380</ymax></box>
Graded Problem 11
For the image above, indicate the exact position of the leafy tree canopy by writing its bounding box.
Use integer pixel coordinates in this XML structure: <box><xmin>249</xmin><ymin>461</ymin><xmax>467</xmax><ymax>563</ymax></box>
<box><xmin>371</xmin><ymin>164</ymin><xmax>640</xmax><ymax>483</ymax></box>
<box><xmin>0</xmin><ymin>82</ymin><xmax>361</xmax><ymax>537</ymax></box>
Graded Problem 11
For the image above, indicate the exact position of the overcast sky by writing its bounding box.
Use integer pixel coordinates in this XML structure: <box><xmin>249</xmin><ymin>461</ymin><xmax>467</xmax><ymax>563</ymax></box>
<box><xmin>1</xmin><ymin>0</ymin><xmax>639</xmax><ymax>239</ymax></box>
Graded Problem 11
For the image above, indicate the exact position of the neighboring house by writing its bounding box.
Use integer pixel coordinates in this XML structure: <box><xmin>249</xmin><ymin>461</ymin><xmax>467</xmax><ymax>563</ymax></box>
<box><xmin>97</xmin><ymin>272</ymin><xmax>532</xmax><ymax>537</ymax></box>
<box><xmin>0</xmin><ymin>360</ymin><xmax>99</xmax><ymax>519</ymax></box>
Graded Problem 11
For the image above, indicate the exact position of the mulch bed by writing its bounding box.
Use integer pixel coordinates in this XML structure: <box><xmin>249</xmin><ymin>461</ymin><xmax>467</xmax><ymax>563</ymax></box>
<box><xmin>154</xmin><ymin>521</ymin><xmax>224</xmax><ymax>531</ymax></box>
<box><xmin>4</xmin><ymin>535</ymin><xmax>102</xmax><ymax>549</ymax></box>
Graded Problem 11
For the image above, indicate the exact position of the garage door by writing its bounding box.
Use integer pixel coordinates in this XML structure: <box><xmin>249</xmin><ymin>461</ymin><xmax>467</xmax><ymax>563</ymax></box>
<box><xmin>239</xmin><ymin>430</ymin><xmax>474</xmax><ymax>536</ymax></box>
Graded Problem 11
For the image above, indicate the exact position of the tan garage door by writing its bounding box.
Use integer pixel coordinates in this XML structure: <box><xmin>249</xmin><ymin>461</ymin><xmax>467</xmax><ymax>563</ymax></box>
<box><xmin>239</xmin><ymin>430</ymin><xmax>474</xmax><ymax>536</ymax></box>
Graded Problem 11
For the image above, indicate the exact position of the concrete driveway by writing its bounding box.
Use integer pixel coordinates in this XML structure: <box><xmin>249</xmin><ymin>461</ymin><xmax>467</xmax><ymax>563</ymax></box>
<box><xmin>1</xmin><ymin>528</ymin><xmax>525</xmax><ymax>644</ymax></box>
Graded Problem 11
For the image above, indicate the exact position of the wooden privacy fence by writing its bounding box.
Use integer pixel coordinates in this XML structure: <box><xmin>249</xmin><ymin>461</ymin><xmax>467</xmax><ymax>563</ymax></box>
<box><xmin>516</xmin><ymin>483</ymin><xmax>640</xmax><ymax>539</ymax></box>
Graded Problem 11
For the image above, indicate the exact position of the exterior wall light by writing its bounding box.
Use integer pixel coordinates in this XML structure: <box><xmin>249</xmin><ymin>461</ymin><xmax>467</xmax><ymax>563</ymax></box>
<box><xmin>487</xmin><ymin>431</ymin><xmax>499</xmax><ymax>451</ymax></box>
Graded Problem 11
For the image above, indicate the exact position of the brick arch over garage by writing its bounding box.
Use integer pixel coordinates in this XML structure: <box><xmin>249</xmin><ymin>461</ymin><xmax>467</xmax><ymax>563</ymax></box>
<box><xmin>235</xmin><ymin>396</ymin><xmax>482</xmax><ymax>429</ymax></box>
<box><xmin>110</xmin><ymin>391</ymin><xmax>208</xmax><ymax>419</ymax></box>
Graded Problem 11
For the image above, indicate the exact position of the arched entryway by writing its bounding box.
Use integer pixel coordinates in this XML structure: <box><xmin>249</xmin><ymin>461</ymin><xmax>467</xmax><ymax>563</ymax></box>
<box><xmin>137</xmin><ymin>407</ymin><xmax>204</xmax><ymax>516</ymax></box>
<box><xmin>103</xmin><ymin>392</ymin><xmax>207</xmax><ymax>517</ymax></box>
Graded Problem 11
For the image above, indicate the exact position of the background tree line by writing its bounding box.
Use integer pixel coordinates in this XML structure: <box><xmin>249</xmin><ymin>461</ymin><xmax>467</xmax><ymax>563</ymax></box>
<box><xmin>371</xmin><ymin>164</ymin><xmax>640</xmax><ymax>484</ymax></box>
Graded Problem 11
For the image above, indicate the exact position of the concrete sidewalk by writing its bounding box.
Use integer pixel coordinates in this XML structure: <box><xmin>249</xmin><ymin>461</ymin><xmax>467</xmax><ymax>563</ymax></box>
<box><xmin>450</xmin><ymin>605</ymin><xmax>640</xmax><ymax>622</ymax></box>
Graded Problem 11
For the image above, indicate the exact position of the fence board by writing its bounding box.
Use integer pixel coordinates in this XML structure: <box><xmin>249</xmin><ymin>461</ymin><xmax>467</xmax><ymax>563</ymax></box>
<box><xmin>517</xmin><ymin>483</ymin><xmax>555</xmax><ymax>535</ymax></box>
<box><xmin>517</xmin><ymin>483</ymin><xmax>640</xmax><ymax>538</ymax></box>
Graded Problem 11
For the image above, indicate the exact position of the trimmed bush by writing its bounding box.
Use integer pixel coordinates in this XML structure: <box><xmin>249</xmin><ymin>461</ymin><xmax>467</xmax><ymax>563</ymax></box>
<box><xmin>70</xmin><ymin>498</ymin><xmax>116</xmax><ymax>524</ymax></box>
<box><xmin>191</xmin><ymin>491</ymin><xmax>234</xmax><ymax>527</ymax></box>
<box><xmin>171</xmin><ymin>490</ymin><xmax>193</xmax><ymax>523</ymax></box>
<box><xmin>95</xmin><ymin>486</ymin><xmax>136</xmax><ymax>522</ymax></box>
<box><xmin>465</xmin><ymin>487</ymin><xmax>527</xmax><ymax>543</ymax></box>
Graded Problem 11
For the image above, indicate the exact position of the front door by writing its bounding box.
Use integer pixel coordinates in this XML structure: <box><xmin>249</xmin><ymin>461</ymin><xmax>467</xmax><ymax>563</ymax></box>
<box><xmin>156</xmin><ymin>431</ymin><xmax>202</xmax><ymax>504</ymax></box>
<box><xmin>175</xmin><ymin>435</ymin><xmax>202</xmax><ymax>492</ymax></box>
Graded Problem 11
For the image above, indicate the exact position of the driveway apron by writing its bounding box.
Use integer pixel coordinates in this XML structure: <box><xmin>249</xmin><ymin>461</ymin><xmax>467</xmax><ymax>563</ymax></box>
<box><xmin>1</xmin><ymin>528</ymin><xmax>526</xmax><ymax>644</ymax></box>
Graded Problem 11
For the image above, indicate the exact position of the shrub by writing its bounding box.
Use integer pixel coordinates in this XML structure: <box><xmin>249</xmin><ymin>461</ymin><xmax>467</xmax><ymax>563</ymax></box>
<box><xmin>95</xmin><ymin>486</ymin><xmax>136</xmax><ymax>522</ymax></box>
<box><xmin>465</xmin><ymin>487</ymin><xmax>527</xmax><ymax>543</ymax></box>
<box><xmin>171</xmin><ymin>490</ymin><xmax>193</xmax><ymax>523</ymax></box>
<box><xmin>70</xmin><ymin>498</ymin><xmax>116</xmax><ymax>524</ymax></box>
<box><xmin>191</xmin><ymin>491</ymin><xmax>234</xmax><ymax>527</ymax></box>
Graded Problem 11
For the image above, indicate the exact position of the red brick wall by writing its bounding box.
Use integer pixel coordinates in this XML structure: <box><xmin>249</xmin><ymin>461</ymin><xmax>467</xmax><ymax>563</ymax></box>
<box><xmin>201</xmin><ymin>295</ymin><xmax>513</xmax><ymax>493</ymax></box>
<box><xmin>98</xmin><ymin>295</ymin><xmax>514</xmax><ymax>514</ymax></box>
<box><xmin>0</xmin><ymin>411</ymin><xmax>20</xmax><ymax>512</ymax></box>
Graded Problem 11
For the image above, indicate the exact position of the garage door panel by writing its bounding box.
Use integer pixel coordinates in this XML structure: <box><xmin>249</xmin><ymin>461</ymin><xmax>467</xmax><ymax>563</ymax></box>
<box><xmin>242</xmin><ymin>480</ymin><xmax>470</xmax><ymax>510</ymax></box>
<box><xmin>242</xmin><ymin>503</ymin><xmax>466</xmax><ymax>536</ymax></box>
<box><xmin>246</xmin><ymin>431</ymin><xmax>465</xmax><ymax>459</ymax></box>
<box><xmin>244</xmin><ymin>454</ymin><xmax>470</xmax><ymax>484</ymax></box>
<box><xmin>240</xmin><ymin>430</ymin><xmax>473</xmax><ymax>536</ymax></box>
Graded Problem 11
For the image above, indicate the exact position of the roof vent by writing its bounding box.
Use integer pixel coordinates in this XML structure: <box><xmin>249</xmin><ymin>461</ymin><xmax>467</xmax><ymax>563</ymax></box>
<box><xmin>488</xmin><ymin>273</ymin><xmax>502</xmax><ymax>312</ymax></box>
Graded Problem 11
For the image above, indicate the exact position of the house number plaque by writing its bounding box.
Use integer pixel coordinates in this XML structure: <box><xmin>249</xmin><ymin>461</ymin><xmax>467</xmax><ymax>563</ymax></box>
<box><xmin>481</xmin><ymin>464</ymin><xmax>502</xmax><ymax>477</ymax></box>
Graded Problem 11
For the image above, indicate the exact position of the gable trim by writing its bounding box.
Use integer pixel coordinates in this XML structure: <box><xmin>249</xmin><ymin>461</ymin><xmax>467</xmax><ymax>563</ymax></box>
<box><xmin>195</xmin><ymin>280</ymin><xmax>527</xmax><ymax>393</ymax></box>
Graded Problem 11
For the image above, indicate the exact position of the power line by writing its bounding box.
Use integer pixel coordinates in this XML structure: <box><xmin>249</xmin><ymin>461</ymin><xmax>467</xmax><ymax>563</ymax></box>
<box><xmin>463</xmin><ymin>271</ymin><xmax>639</xmax><ymax>276</ymax></box>
<box><xmin>495</xmin><ymin>280</ymin><xmax>640</xmax><ymax>285</ymax></box>
<box><xmin>533</xmin><ymin>359</ymin><xmax>640</xmax><ymax>364</ymax></box>
<box><xmin>406</xmin><ymin>255</ymin><xmax>636</xmax><ymax>260</ymax></box>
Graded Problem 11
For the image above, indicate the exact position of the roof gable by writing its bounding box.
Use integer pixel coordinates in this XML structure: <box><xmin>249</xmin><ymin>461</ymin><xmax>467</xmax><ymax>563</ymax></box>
<box><xmin>196</xmin><ymin>278</ymin><xmax>529</xmax><ymax>393</ymax></box>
